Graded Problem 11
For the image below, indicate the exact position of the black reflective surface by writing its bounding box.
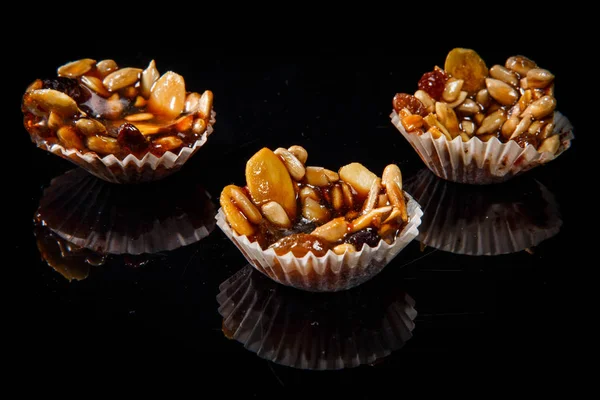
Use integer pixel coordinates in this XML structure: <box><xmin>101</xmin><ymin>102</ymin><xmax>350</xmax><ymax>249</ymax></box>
<box><xmin>10</xmin><ymin>37</ymin><xmax>586</xmax><ymax>391</ymax></box>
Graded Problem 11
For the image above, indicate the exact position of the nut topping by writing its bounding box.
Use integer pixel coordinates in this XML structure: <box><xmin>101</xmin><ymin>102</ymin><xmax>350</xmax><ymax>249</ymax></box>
<box><xmin>22</xmin><ymin>58</ymin><xmax>215</xmax><ymax>159</ymax></box>
<box><xmin>392</xmin><ymin>48</ymin><xmax>561</xmax><ymax>154</ymax></box>
<box><xmin>220</xmin><ymin>146</ymin><xmax>411</xmax><ymax>257</ymax></box>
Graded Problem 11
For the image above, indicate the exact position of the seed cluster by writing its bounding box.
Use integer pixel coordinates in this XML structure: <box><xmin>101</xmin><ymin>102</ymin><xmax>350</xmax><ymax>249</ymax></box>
<box><xmin>22</xmin><ymin>58</ymin><xmax>213</xmax><ymax>160</ymax></box>
<box><xmin>393</xmin><ymin>48</ymin><xmax>560</xmax><ymax>154</ymax></box>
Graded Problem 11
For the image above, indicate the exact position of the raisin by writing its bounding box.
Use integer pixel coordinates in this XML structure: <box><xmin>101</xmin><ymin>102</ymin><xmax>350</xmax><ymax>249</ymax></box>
<box><xmin>117</xmin><ymin>123</ymin><xmax>149</xmax><ymax>153</ymax></box>
<box><xmin>417</xmin><ymin>69</ymin><xmax>448</xmax><ymax>101</ymax></box>
<box><xmin>42</xmin><ymin>77</ymin><xmax>90</xmax><ymax>104</ymax></box>
<box><xmin>393</xmin><ymin>93</ymin><xmax>426</xmax><ymax>116</ymax></box>
<box><xmin>345</xmin><ymin>228</ymin><xmax>381</xmax><ymax>250</ymax></box>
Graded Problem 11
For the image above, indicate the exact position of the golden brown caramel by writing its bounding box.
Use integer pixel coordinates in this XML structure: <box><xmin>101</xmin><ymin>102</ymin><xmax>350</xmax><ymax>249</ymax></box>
<box><xmin>221</xmin><ymin>146</ymin><xmax>410</xmax><ymax>257</ymax></box>
<box><xmin>393</xmin><ymin>48</ymin><xmax>559</xmax><ymax>154</ymax></box>
<box><xmin>22</xmin><ymin>59</ymin><xmax>214</xmax><ymax>160</ymax></box>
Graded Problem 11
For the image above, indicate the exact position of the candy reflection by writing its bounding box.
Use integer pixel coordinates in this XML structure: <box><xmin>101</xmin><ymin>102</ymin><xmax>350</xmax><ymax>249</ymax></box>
<box><xmin>404</xmin><ymin>169</ymin><xmax>561</xmax><ymax>255</ymax></box>
<box><xmin>34</xmin><ymin>168</ymin><xmax>216</xmax><ymax>280</ymax></box>
<box><xmin>217</xmin><ymin>265</ymin><xmax>416</xmax><ymax>370</ymax></box>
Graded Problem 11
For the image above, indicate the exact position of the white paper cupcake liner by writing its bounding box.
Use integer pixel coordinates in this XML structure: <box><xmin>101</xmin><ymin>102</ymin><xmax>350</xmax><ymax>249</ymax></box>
<box><xmin>405</xmin><ymin>168</ymin><xmax>562</xmax><ymax>255</ymax></box>
<box><xmin>33</xmin><ymin>111</ymin><xmax>216</xmax><ymax>184</ymax></box>
<box><xmin>215</xmin><ymin>193</ymin><xmax>422</xmax><ymax>292</ymax></box>
<box><xmin>37</xmin><ymin>167</ymin><xmax>216</xmax><ymax>255</ymax></box>
<box><xmin>391</xmin><ymin>110</ymin><xmax>574</xmax><ymax>185</ymax></box>
<box><xmin>217</xmin><ymin>265</ymin><xmax>417</xmax><ymax>370</ymax></box>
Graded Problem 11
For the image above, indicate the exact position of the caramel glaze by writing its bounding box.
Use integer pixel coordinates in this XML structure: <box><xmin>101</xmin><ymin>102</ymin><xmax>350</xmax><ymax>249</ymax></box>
<box><xmin>245</xmin><ymin>184</ymin><xmax>407</xmax><ymax>257</ymax></box>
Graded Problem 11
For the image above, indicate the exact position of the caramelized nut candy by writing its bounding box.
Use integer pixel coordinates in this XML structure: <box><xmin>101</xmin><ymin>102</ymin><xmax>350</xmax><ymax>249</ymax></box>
<box><xmin>311</xmin><ymin>217</ymin><xmax>349</xmax><ymax>243</ymax></box>
<box><xmin>302</xmin><ymin>197</ymin><xmax>330</xmax><ymax>223</ymax></box>
<box><xmin>86</xmin><ymin>136</ymin><xmax>121</xmax><ymax>155</ymax></box>
<box><xmin>154</xmin><ymin>136</ymin><xmax>183</xmax><ymax>152</ymax></box>
<box><xmin>57</xmin><ymin>58</ymin><xmax>96</xmax><ymax>78</ymax></box>
<box><xmin>338</xmin><ymin>162</ymin><xmax>378</xmax><ymax>199</ymax></box>
<box><xmin>26</xmin><ymin>89</ymin><xmax>79</xmax><ymax>117</ymax></box>
<box><xmin>220</xmin><ymin>185</ymin><xmax>262</xmax><ymax>236</ymax></box>
<box><xmin>245</xmin><ymin>148</ymin><xmax>297</xmax><ymax>219</ymax></box>
<box><xmin>305</xmin><ymin>166</ymin><xmax>331</xmax><ymax>186</ymax></box>
<box><xmin>103</xmin><ymin>67</ymin><xmax>142</xmax><ymax>92</ymax></box>
<box><xmin>147</xmin><ymin>71</ymin><xmax>186</xmax><ymax>119</ymax></box>
<box><xmin>56</xmin><ymin>126</ymin><xmax>84</xmax><ymax>150</ymax></box>
<box><xmin>75</xmin><ymin>118</ymin><xmax>107</xmax><ymax>137</ymax></box>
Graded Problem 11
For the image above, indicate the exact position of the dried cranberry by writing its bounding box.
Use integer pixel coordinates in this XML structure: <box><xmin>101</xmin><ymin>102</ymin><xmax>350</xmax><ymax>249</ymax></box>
<box><xmin>117</xmin><ymin>123</ymin><xmax>149</xmax><ymax>152</ymax></box>
<box><xmin>417</xmin><ymin>69</ymin><xmax>448</xmax><ymax>101</ymax></box>
<box><xmin>393</xmin><ymin>93</ymin><xmax>427</xmax><ymax>116</ymax></box>
<box><xmin>42</xmin><ymin>77</ymin><xmax>90</xmax><ymax>104</ymax></box>
<box><xmin>345</xmin><ymin>228</ymin><xmax>381</xmax><ymax>250</ymax></box>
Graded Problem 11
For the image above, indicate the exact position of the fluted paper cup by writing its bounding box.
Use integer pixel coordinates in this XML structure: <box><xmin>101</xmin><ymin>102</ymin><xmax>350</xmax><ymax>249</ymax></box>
<box><xmin>391</xmin><ymin>110</ymin><xmax>573</xmax><ymax>185</ymax></box>
<box><xmin>36</xmin><ymin>167</ymin><xmax>216</xmax><ymax>255</ymax></box>
<box><xmin>215</xmin><ymin>194</ymin><xmax>422</xmax><ymax>292</ymax></box>
<box><xmin>405</xmin><ymin>168</ymin><xmax>561</xmax><ymax>255</ymax></box>
<box><xmin>33</xmin><ymin>111</ymin><xmax>216</xmax><ymax>184</ymax></box>
<box><xmin>217</xmin><ymin>265</ymin><xmax>417</xmax><ymax>370</ymax></box>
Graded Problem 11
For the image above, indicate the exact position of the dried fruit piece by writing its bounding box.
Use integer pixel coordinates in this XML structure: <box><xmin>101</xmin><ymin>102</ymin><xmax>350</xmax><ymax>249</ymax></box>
<box><xmin>401</xmin><ymin>114</ymin><xmax>424</xmax><ymax>132</ymax></box>
<box><xmin>444</xmin><ymin>48</ymin><xmax>488</xmax><ymax>94</ymax></box>
<box><xmin>245</xmin><ymin>148</ymin><xmax>297</xmax><ymax>219</ymax></box>
<box><xmin>338</xmin><ymin>162</ymin><xmax>378</xmax><ymax>199</ymax></box>
<box><xmin>41</xmin><ymin>77</ymin><xmax>89</xmax><ymax>104</ymax></box>
<box><xmin>345</xmin><ymin>228</ymin><xmax>381</xmax><ymax>250</ymax></box>
<box><xmin>117</xmin><ymin>123</ymin><xmax>149</xmax><ymax>152</ymax></box>
<box><xmin>418</xmin><ymin>68</ymin><xmax>448</xmax><ymax>101</ymax></box>
<box><xmin>393</xmin><ymin>93</ymin><xmax>426</xmax><ymax>116</ymax></box>
<box><xmin>147</xmin><ymin>71</ymin><xmax>186</xmax><ymax>119</ymax></box>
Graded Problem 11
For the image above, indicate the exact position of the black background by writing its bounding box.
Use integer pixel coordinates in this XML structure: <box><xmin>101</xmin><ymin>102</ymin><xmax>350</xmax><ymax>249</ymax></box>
<box><xmin>7</xmin><ymin>21</ymin><xmax>589</xmax><ymax>394</ymax></box>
